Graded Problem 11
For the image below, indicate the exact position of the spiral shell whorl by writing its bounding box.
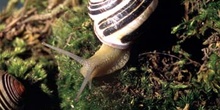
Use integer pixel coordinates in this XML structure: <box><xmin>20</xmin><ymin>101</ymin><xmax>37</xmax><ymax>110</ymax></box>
<box><xmin>0</xmin><ymin>71</ymin><xmax>25</xmax><ymax>110</ymax></box>
<box><xmin>88</xmin><ymin>0</ymin><xmax>158</xmax><ymax>49</ymax></box>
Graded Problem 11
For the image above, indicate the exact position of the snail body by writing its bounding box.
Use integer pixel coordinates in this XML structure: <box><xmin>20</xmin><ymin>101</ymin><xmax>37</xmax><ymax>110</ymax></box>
<box><xmin>0</xmin><ymin>70</ymin><xmax>25</xmax><ymax>110</ymax></box>
<box><xmin>43</xmin><ymin>0</ymin><xmax>158</xmax><ymax>100</ymax></box>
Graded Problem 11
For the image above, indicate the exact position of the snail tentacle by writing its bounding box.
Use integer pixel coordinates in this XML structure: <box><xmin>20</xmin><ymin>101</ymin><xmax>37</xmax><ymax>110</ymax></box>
<box><xmin>42</xmin><ymin>42</ymin><xmax>86</xmax><ymax>65</ymax></box>
<box><xmin>42</xmin><ymin>42</ymin><xmax>96</xmax><ymax>100</ymax></box>
<box><xmin>75</xmin><ymin>66</ymin><xmax>93</xmax><ymax>101</ymax></box>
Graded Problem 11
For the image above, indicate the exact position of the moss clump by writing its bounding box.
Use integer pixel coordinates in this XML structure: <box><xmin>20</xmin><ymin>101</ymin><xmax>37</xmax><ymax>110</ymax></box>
<box><xmin>46</xmin><ymin>7</ymin><xmax>100</xmax><ymax>109</ymax></box>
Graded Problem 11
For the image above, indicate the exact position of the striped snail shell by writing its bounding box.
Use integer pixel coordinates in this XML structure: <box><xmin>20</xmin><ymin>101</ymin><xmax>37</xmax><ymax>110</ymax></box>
<box><xmin>42</xmin><ymin>0</ymin><xmax>158</xmax><ymax>101</ymax></box>
<box><xmin>88</xmin><ymin>0</ymin><xmax>158</xmax><ymax>49</ymax></box>
<box><xmin>0</xmin><ymin>70</ymin><xmax>25</xmax><ymax>110</ymax></box>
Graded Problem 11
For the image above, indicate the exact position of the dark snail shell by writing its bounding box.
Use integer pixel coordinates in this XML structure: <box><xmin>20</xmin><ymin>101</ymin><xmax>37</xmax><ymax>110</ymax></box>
<box><xmin>88</xmin><ymin>0</ymin><xmax>158</xmax><ymax>49</ymax></box>
<box><xmin>0</xmin><ymin>70</ymin><xmax>25</xmax><ymax>110</ymax></box>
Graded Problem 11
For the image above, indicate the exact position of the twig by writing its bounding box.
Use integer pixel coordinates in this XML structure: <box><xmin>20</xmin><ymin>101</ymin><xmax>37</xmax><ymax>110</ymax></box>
<box><xmin>139</xmin><ymin>51</ymin><xmax>181</xmax><ymax>60</ymax></box>
<box><xmin>22</xmin><ymin>3</ymin><xmax>68</xmax><ymax>23</ymax></box>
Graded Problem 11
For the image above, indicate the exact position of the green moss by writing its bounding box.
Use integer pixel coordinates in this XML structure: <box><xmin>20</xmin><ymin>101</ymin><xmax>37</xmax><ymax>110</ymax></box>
<box><xmin>46</xmin><ymin>7</ymin><xmax>100</xmax><ymax>109</ymax></box>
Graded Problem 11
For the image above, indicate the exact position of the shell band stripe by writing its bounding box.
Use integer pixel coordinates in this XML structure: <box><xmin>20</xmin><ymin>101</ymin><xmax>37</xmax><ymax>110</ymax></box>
<box><xmin>1</xmin><ymin>74</ymin><xmax>14</xmax><ymax>109</ymax></box>
<box><xmin>101</xmin><ymin>0</ymin><xmax>153</xmax><ymax>36</ymax></box>
<box><xmin>89</xmin><ymin>0</ymin><xmax>110</xmax><ymax>9</ymax></box>
<box><xmin>98</xmin><ymin>0</ymin><xmax>137</xmax><ymax>29</ymax></box>
<box><xmin>89</xmin><ymin>0</ymin><xmax>122</xmax><ymax>15</ymax></box>
<box><xmin>4</xmin><ymin>74</ymin><xmax>18</xmax><ymax>105</ymax></box>
<box><xmin>89</xmin><ymin>0</ymin><xmax>120</xmax><ymax>9</ymax></box>
<box><xmin>7</xmin><ymin>74</ymin><xmax>20</xmax><ymax>103</ymax></box>
<box><xmin>3</xmin><ymin>74</ymin><xmax>19</xmax><ymax>106</ymax></box>
<box><xmin>0</xmin><ymin>91</ymin><xmax>12</xmax><ymax>110</ymax></box>
<box><xmin>0</xmin><ymin>91</ymin><xmax>12</xmax><ymax>109</ymax></box>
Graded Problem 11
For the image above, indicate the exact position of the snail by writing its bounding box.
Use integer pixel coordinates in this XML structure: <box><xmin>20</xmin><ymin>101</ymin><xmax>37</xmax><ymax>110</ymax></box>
<box><xmin>0</xmin><ymin>70</ymin><xmax>25</xmax><ymax>109</ymax></box>
<box><xmin>42</xmin><ymin>0</ymin><xmax>158</xmax><ymax>100</ymax></box>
